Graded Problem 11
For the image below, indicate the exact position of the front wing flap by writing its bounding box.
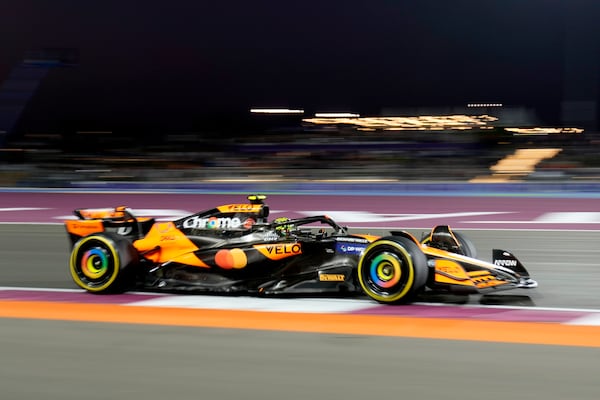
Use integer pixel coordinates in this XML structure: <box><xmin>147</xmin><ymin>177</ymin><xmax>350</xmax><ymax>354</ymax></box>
<box><xmin>426</xmin><ymin>247</ymin><xmax>537</xmax><ymax>293</ymax></box>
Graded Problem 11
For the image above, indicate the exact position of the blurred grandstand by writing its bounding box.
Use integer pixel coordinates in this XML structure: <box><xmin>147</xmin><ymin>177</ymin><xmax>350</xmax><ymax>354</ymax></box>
<box><xmin>0</xmin><ymin>108</ymin><xmax>596</xmax><ymax>188</ymax></box>
<box><xmin>1</xmin><ymin>22</ymin><xmax>599</xmax><ymax>190</ymax></box>
<box><xmin>0</xmin><ymin>48</ymin><xmax>597</xmax><ymax>189</ymax></box>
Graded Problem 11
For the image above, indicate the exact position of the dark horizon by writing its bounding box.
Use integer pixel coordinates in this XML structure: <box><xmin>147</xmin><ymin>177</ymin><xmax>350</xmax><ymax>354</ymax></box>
<box><xmin>2</xmin><ymin>0</ymin><xmax>599</xmax><ymax>136</ymax></box>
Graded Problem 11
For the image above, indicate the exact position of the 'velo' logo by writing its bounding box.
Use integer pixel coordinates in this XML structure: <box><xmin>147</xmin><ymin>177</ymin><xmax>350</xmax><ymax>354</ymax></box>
<box><xmin>266</xmin><ymin>244</ymin><xmax>301</xmax><ymax>255</ymax></box>
<box><xmin>254</xmin><ymin>243</ymin><xmax>302</xmax><ymax>260</ymax></box>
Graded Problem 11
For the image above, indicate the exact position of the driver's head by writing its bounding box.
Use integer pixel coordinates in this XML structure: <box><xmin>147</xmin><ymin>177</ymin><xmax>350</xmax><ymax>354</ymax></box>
<box><xmin>274</xmin><ymin>217</ymin><xmax>294</xmax><ymax>236</ymax></box>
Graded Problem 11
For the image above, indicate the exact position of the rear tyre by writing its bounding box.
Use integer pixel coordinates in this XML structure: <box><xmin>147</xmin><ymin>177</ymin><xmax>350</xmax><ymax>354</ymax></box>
<box><xmin>69</xmin><ymin>233</ymin><xmax>138</xmax><ymax>293</ymax></box>
<box><xmin>358</xmin><ymin>236</ymin><xmax>428</xmax><ymax>304</ymax></box>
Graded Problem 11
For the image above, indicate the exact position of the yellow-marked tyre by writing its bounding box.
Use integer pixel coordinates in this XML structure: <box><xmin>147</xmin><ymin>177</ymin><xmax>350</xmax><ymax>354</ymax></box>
<box><xmin>358</xmin><ymin>236</ymin><xmax>428</xmax><ymax>304</ymax></box>
<box><xmin>69</xmin><ymin>233</ymin><xmax>138</xmax><ymax>293</ymax></box>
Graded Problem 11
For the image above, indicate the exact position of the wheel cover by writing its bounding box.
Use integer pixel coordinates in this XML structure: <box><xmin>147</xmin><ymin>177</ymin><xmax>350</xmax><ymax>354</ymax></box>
<box><xmin>358</xmin><ymin>240</ymin><xmax>415</xmax><ymax>302</ymax></box>
<box><xmin>370</xmin><ymin>253</ymin><xmax>402</xmax><ymax>288</ymax></box>
<box><xmin>81</xmin><ymin>248</ymin><xmax>109</xmax><ymax>279</ymax></box>
<box><xmin>70</xmin><ymin>236</ymin><xmax>120</xmax><ymax>291</ymax></box>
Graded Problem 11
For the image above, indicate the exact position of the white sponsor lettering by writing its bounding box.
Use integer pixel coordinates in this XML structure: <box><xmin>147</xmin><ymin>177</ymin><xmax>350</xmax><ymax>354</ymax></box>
<box><xmin>345</xmin><ymin>245</ymin><xmax>366</xmax><ymax>253</ymax></box>
<box><xmin>183</xmin><ymin>216</ymin><xmax>242</xmax><ymax>229</ymax></box>
<box><xmin>494</xmin><ymin>259</ymin><xmax>517</xmax><ymax>267</ymax></box>
<box><xmin>263</xmin><ymin>232</ymin><xmax>279</xmax><ymax>241</ymax></box>
<box><xmin>336</xmin><ymin>237</ymin><xmax>369</xmax><ymax>244</ymax></box>
<box><xmin>117</xmin><ymin>226</ymin><xmax>133</xmax><ymax>235</ymax></box>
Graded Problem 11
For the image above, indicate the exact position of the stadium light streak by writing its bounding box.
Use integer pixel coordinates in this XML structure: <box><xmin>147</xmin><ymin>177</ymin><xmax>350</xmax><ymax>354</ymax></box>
<box><xmin>314</xmin><ymin>113</ymin><xmax>360</xmax><ymax>118</ymax></box>
<box><xmin>505</xmin><ymin>127</ymin><xmax>584</xmax><ymax>135</ymax></box>
<box><xmin>303</xmin><ymin>114</ymin><xmax>498</xmax><ymax>130</ymax></box>
<box><xmin>250</xmin><ymin>108</ymin><xmax>304</xmax><ymax>114</ymax></box>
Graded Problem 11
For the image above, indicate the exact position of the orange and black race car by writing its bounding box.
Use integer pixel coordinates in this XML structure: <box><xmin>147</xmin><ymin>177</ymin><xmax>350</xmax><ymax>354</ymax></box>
<box><xmin>64</xmin><ymin>195</ymin><xmax>537</xmax><ymax>304</ymax></box>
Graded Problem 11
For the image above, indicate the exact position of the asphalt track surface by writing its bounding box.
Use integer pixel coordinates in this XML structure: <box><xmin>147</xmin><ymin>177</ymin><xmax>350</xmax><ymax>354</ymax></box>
<box><xmin>3</xmin><ymin>224</ymin><xmax>600</xmax><ymax>309</ymax></box>
<box><xmin>0</xmin><ymin>191</ymin><xmax>600</xmax><ymax>400</ymax></box>
<box><xmin>2</xmin><ymin>319</ymin><xmax>598</xmax><ymax>400</ymax></box>
<box><xmin>1</xmin><ymin>224</ymin><xmax>600</xmax><ymax>399</ymax></box>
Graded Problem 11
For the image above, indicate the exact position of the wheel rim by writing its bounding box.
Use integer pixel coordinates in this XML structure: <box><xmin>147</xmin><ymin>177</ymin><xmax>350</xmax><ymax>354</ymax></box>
<box><xmin>370</xmin><ymin>253</ymin><xmax>402</xmax><ymax>288</ymax></box>
<box><xmin>70</xmin><ymin>237</ymin><xmax>120</xmax><ymax>291</ymax></box>
<box><xmin>81</xmin><ymin>247</ymin><xmax>110</xmax><ymax>279</ymax></box>
<box><xmin>358</xmin><ymin>241</ymin><xmax>415</xmax><ymax>302</ymax></box>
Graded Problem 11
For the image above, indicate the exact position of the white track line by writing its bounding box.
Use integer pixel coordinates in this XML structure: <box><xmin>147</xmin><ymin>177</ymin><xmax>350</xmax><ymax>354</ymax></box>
<box><xmin>2</xmin><ymin>286</ymin><xmax>600</xmax><ymax>314</ymax></box>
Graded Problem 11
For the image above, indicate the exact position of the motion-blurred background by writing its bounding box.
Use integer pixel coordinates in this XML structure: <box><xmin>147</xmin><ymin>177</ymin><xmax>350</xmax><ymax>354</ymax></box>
<box><xmin>1</xmin><ymin>0</ymin><xmax>599</xmax><ymax>187</ymax></box>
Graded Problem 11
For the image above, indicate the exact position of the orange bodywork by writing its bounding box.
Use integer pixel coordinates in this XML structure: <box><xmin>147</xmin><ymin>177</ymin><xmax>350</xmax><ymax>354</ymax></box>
<box><xmin>351</xmin><ymin>234</ymin><xmax>380</xmax><ymax>242</ymax></box>
<box><xmin>76</xmin><ymin>206</ymin><xmax>128</xmax><ymax>220</ymax></box>
<box><xmin>432</xmin><ymin>259</ymin><xmax>476</xmax><ymax>287</ymax></box>
<box><xmin>426</xmin><ymin>248</ymin><xmax>512</xmax><ymax>289</ymax></box>
<box><xmin>65</xmin><ymin>217</ymin><xmax>154</xmax><ymax>238</ymax></box>
<box><xmin>133</xmin><ymin>222</ymin><xmax>209</xmax><ymax>268</ymax></box>
<box><xmin>65</xmin><ymin>220</ymin><xmax>105</xmax><ymax>237</ymax></box>
<box><xmin>216</xmin><ymin>204</ymin><xmax>264</xmax><ymax>214</ymax></box>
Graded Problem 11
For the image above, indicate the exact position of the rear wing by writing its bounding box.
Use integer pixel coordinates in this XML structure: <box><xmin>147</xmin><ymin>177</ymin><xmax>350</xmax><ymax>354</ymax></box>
<box><xmin>65</xmin><ymin>206</ymin><xmax>154</xmax><ymax>244</ymax></box>
<box><xmin>74</xmin><ymin>205</ymin><xmax>134</xmax><ymax>221</ymax></box>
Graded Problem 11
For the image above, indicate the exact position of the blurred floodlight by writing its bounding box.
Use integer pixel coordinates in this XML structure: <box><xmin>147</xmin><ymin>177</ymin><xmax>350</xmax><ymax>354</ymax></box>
<box><xmin>303</xmin><ymin>114</ymin><xmax>498</xmax><ymax>130</ymax></box>
<box><xmin>467</xmin><ymin>103</ymin><xmax>503</xmax><ymax>107</ymax></box>
<box><xmin>314</xmin><ymin>113</ymin><xmax>360</xmax><ymax>118</ymax></box>
<box><xmin>250</xmin><ymin>108</ymin><xmax>304</xmax><ymax>114</ymax></box>
<box><xmin>505</xmin><ymin>127</ymin><xmax>584</xmax><ymax>135</ymax></box>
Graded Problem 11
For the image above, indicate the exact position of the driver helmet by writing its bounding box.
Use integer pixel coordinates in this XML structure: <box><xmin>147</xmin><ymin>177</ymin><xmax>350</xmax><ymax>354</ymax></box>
<box><xmin>274</xmin><ymin>217</ymin><xmax>294</xmax><ymax>236</ymax></box>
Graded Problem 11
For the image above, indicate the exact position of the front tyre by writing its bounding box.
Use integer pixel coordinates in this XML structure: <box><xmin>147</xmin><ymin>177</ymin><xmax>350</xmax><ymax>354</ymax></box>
<box><xmin>421</xmin><ymin>230</ymin><xmax>477</xmax><ymax>258</ymax></box>
<box><xmin>69</xmin><ymin>233</ymin><xmax>138</xmax><ymax>293</ymax></box>
<box><xmin>358</xmin><ymin>236</ymin><xmax>428</xmax><ymax>304</ymax></box>
<box><xmin>453</xmin><ymin>231</ymin><xmax>477</xmax><ymax>258</ymax></box>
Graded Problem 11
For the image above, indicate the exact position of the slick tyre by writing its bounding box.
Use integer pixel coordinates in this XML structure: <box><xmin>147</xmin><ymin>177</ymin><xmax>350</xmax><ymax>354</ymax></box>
<box><xmin>69</xmin><ymin>233</ymin><xmax>138</xmax><ymax>293</ymax></box>
<box><xmin>358</xmin><ymin>236</ymin><xmax>428</xmax><ymax>304</ymax></box>
<box><xmin>453</xmin><ymin>231</ymin><xmax>477</xmax><ymax>258</ymax></box>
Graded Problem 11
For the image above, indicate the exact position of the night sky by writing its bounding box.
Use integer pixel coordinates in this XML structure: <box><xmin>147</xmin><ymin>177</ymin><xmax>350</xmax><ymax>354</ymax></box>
<box><xmin>1</xmin><ymin>0</ymin><xmax>599</xmax><ymax>135</ymax></box>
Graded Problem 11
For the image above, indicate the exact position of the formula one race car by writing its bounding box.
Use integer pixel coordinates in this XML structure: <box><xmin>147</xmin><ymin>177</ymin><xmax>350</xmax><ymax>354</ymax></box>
<box><xmin>64</xmin><ymin>195</ymin><xmax>537</xmax><ymax>304</ymax></box>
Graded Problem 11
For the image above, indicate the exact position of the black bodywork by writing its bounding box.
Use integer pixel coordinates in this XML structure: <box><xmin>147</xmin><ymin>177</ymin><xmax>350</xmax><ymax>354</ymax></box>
<box><xmin>141</xmin><ymin>215</ymin><xmax>368</xmax><ymax>296</ymax></box>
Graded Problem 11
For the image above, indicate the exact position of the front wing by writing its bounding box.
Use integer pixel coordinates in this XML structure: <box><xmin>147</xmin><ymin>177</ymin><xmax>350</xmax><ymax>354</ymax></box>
<box><xmin>424</xmin><ymin>246</ymin><xmax>537</xmax><ymax>293</ymax></box>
